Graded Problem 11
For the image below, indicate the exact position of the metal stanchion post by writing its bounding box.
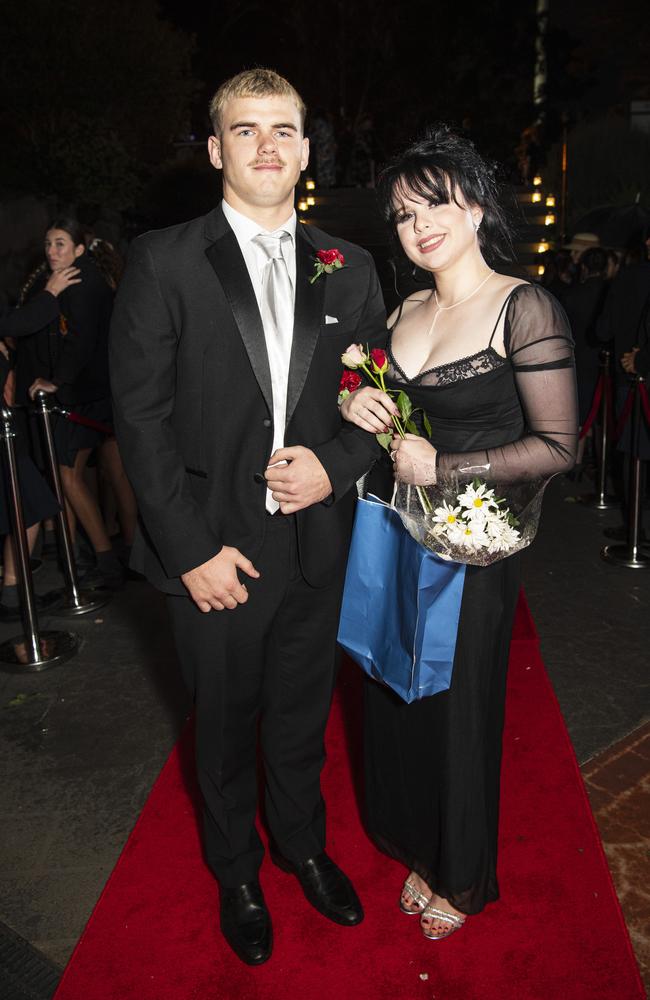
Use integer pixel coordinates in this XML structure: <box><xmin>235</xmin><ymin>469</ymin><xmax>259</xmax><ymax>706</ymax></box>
<box><xmin>0</xmin><ymin>407</ymin><xmax>79</xmax><ymax>672</ymax></box>
<box><xmin>581</xmin><ymin>350</ymin><xmax>617</xmax><ymax>509</ymax></box>
<box><xmin>33</xmin><ymin>391</ymin><xmax>110</xmax><ymax>614</ymax></box>
<box><xmin>602</xmin><ymin>376</ymin><xmax>650</xmax><ymax>568</ymax></box>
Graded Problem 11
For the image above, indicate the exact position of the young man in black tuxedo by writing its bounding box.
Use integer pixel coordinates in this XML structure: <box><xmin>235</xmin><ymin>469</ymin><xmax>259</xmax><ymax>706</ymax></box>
<box><xmin>109</xmin><ymin>69</ymin><xmax>385</xmax><ymax>965</ymax></box>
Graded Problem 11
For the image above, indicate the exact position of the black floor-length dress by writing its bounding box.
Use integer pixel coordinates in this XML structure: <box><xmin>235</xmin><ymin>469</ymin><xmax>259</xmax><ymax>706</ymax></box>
<box><xmin>364</xmin><ymin>283</ymin><xmax>577</xmax><ymax>915</ymax></box>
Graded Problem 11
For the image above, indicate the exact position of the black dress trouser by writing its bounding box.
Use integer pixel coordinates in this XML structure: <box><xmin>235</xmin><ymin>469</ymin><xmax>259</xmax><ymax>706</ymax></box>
<box><xmin>166</xmin><ymin>513</ymin><xmax>346</xmax><ymax>888</ymax></box>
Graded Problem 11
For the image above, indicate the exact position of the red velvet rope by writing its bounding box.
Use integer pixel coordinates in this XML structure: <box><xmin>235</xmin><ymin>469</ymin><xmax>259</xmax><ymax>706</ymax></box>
<box><xmin>64</xmin><ymin>410</ymin><xmax>114</xmax><ymax>436</ymax></box>
<box><xmin>579</xmin><ymin>374</ymin><xmax>604</xmax><ymax>440</ymax></box>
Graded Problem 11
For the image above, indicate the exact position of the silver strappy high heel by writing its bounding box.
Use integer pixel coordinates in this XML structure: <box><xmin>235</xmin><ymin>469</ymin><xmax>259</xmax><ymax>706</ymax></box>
<box><xmin>420</xmin><ymin>903</ymin><xmax>466</xmax><ymax>940</ymax></box>
<box><xmin>399</xmin><ymin>878</ymin><xmax>430</xmax><ymax>915</ymax></box>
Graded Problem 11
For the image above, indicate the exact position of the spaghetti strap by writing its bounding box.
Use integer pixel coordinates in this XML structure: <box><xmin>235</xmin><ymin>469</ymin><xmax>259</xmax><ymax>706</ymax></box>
<box><xmin>487</xmin><ymin>284</ymin><xmax>530</xmax><ymax>348</ymax></box>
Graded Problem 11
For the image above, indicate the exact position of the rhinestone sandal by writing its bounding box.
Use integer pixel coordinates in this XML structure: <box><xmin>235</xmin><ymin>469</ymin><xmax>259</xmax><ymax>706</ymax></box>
<box><xmin>399</xmin><ymin>878</ymin><xmax>430</xmax><ymax>915</ymax></box>
<box><xmin>421</xmin><ymin>903</ymin><xmax>466</xmax><ymax>940</ymax></box>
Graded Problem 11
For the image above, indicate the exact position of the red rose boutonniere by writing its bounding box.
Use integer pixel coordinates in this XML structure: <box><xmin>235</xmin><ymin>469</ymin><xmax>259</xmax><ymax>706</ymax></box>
<box><xmin>310</xmin><ymin>248</ymin><xmax>345</xmax><ymax>284</ymax></box>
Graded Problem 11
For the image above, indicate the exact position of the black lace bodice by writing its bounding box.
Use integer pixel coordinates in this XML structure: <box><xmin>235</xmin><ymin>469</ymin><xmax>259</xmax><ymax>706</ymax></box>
<box><xmin>388</xmin><ymin>343</ymin><xmax>506</xmax><ymax>388</ymax></box>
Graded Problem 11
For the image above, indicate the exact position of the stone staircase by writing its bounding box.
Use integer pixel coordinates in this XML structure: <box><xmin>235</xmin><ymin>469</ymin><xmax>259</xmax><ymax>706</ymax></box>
<box><xmin>514</xmin><ymin>183</ymin><xmax>558</xmax><ymax>277</ymax></box>
<box><xmin>297</xmin><ymin>187</ymin><xmax>400</xmax><ymax>306</ymax></box>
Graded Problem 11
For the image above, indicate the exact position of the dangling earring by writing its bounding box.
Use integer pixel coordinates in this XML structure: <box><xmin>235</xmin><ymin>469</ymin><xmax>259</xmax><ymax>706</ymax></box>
<box><xmin>474</xmin><ymin>218</ymin><xmax>481</xmax><ymax>232</ymax></box>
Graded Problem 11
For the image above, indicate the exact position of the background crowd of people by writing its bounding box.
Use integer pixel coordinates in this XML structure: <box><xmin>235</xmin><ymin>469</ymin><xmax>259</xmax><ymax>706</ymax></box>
<box><xmin>0</xmin><ymin>219</ymin><xmax>138</xmax><ymax>616</ymax></box>
<box><xmin>538</xmin><ymin>227</ymin><xmax>650</xmax><ymax>538</ymax></box>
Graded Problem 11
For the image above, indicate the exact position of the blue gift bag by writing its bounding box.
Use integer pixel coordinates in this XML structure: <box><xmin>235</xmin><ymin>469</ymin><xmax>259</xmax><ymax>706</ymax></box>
<box><xmin>337</xmin><ymin>496</ymin><xmax>466</xmax><ymax>703</ymax></box>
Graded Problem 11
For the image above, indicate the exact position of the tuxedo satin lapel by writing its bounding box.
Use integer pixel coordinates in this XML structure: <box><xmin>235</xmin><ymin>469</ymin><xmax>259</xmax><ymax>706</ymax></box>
<box><xmin>204</xmin><ymin>232</ymin><xmax>273</xmax><ymax>415</ymax></box>
<box><xmin>286</xmin><ymin>229</ymin><xmax>325</xmax><ymax>429</ymax></box>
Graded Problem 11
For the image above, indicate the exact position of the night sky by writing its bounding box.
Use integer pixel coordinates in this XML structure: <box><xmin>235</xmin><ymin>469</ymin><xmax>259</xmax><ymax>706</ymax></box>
<box><xmin>156</xmin><ymin>0</ymin><xmax>650</xmax><ymax>155</ymax></box>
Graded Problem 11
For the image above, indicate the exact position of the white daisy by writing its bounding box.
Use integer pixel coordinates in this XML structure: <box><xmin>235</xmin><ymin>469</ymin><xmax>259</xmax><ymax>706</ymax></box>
<box><xmin>432</xmin><ymin>501</ymin><xmax>462</xmax><ymax>526</ymax></box>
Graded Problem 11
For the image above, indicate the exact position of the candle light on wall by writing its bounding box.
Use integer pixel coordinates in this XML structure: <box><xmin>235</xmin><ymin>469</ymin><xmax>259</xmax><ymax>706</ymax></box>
<box><xmin>544</xmin><ymin>213</ymin><xmax>556</xmax><ymax>226</ymax></box>
<box><xmin>537</xmin><ymin>241</ymin><xmax>549</xmax><ymax>253</ymax></box>
<box><xmin>538</xmin><ymin>264</ymin><xmax>546</xmax><ymax>276</ymax></box>
<box><xmin>533</xmin><ymin>175</ymin><xmax>542</xmax><ymax>186</ymax></box>
<box><xmin>306</xmin><ymin>196</ymin><xmax>315</xmax><ymax>206</ymax></box>
<box><xmin>532</xmin><ymin>191</ymin><xmax>542</xmax><ymax>203</ymax></box>
<box><xmin>305</xmin><ymin>179</ymin><xmax>316</xmax><ymax>191</ymax></box>
<box><xmin>545</xmin><ymin>194</ymin><xmax>556</xmax><ymax>207</ymax></box>
<box><xmin>298</xmin><ymin>199</ymin><xmax>308</xmax><ymax>212</ymax></box>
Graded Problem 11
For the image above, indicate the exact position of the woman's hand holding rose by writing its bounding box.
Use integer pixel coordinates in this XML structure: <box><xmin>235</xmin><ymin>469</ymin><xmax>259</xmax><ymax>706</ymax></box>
<box><xmin>340</xmin><ymin>385</ymin><xmax>398</xmax><ymax>434</ymax></box>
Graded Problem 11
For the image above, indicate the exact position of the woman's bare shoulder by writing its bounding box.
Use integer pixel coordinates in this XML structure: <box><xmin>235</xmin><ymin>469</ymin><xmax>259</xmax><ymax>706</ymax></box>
<box><xmin>386</xmin><ymin>290</ymin><xmax>432</xmax><ymax>328</ymax></box>
<box><xmin>492</xmin><ymin>273</ymin><xmax>530</xmax><ymax>296</ymax></box>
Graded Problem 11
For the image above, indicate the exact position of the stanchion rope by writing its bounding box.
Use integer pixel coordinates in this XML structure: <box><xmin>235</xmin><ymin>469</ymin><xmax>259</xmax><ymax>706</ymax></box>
<box><xmin>51</xmin><ymin>405</ymin><xmax>113</xmax><ymax>437</ymax></box>
<box><xmin>579</xmin><ymin>372</ymin><xmax>615</xmax><ymax>441</ymax></box>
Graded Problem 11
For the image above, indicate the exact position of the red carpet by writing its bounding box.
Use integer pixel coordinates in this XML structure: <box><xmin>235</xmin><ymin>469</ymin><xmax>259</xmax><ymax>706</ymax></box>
<box><xmin>54</xmin><ymin>595</ymin><xmax>644</xmax><ymax>1000</ymax></box>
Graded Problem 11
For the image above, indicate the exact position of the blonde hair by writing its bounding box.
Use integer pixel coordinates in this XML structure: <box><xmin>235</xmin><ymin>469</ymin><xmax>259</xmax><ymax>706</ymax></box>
<box><xmin>209</xmin><ymin>68</ymin><xmax>306</xmax><ymax>136</ymax></box>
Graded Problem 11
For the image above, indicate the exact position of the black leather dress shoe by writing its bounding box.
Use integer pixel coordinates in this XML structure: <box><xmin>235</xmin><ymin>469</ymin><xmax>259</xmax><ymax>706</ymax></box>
<box><xmin>274</xmin><ymin>852</ymin><xmax>363</xmax><ymax>926</ymax></box>
<box><xmin>219</xmin><ymin>881</ymin><xmax>272</xmax><ymax>965</ymax></box>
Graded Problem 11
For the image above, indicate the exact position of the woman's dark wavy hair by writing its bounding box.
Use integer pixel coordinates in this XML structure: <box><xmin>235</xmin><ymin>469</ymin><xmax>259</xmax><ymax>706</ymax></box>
<box><xmin>49</xmin><ymin>216</ymin><xmax>87</xmax><ymax>248</ymax></box>
<box><xmin>20</xmin><ymin>217</ymin><xmax>123</xmax><ymax>297</ymax></box>
<box><xmin>377</xmin><ymin>123</ymin><xmax>515</xmax><ymax>282</ymax></box>
<box><xmin>49</xmin><ymin>218</ymin><xmax>125</xmax><ymax>286</ymax></box>
<box><xmin>20</xmin><ymin>218</ymin><xmax>84</xmax><ymax>304</ymax></box>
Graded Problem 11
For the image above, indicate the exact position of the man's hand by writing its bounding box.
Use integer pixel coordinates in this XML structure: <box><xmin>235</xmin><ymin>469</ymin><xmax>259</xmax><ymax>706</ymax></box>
<box><xmin>28</xmin><ymin>378</ymin><xmax>58</xmax><ymax>400</ymax></box>
<box><xmin>621</xmin><ymin>347</ymin><xmax>639</xmax><ymax>374</ymax></box>
<box><xmin>181</xmin><ymin>546</ymin><xmax>260</xmax><ymax>613</ymax></box>
<box><xmin>265</xmin><ymin>446</ymin><xmax>333</xmax><ymax>513</ymax></box>
<box><xmin>45</xmin><ymin>266</ymin><xmax>81</xmax><ymax>297</ymax></box>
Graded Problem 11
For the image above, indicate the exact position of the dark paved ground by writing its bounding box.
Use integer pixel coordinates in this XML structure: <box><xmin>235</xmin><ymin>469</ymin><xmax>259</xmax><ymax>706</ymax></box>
<box><xmin>522</xmin><ymin>477</ymin><xmax>649</xmax><ymax>763</ymax></box>
<box><xmin>0</xmin><ymin>575</ymin><xmax>189</xmax><ymax>969</ymax></box>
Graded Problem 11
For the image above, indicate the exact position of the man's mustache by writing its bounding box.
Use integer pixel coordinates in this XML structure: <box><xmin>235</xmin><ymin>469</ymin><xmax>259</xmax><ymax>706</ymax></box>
<box><xmin>250</xmin><ymin>158</ymin><xmax>286</xmax><ymax>168</ymax></box>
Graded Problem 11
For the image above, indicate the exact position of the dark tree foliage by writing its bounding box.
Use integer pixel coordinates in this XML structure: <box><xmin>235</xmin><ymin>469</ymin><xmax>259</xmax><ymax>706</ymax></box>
<box><xmin>0</xmin><ymin>0</ymin><xmax>198</xmax><ymax>209</ymax></box>
<box><xmin>161</xmin><ymin>0</ymin><xmax>537</xmax><ymax>170</ymax></box>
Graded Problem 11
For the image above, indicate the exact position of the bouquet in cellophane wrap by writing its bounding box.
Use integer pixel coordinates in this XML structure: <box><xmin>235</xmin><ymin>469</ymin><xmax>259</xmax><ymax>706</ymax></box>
<box><xmin>392</xmin><ymin>465</ymin><xmax>547</xmax><ymax>567</ymax></box>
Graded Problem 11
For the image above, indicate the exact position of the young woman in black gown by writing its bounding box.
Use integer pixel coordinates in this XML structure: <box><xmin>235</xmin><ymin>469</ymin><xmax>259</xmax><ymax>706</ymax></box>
<box><xmin>341</xmin><ymin>126</ymin><xmax>578</xmax><ymax>940</ymax></box>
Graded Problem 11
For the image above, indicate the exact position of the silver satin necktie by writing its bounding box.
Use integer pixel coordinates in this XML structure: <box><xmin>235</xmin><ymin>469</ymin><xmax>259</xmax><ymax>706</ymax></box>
<box><xmin>253</xmin><ymin>231</ymin><xmax>294</xmax><ymax>513</ymax></box>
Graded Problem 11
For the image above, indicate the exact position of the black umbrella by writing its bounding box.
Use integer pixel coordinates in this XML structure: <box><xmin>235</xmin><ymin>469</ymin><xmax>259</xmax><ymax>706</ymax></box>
<box><xmin>574</xmin><ymin>203</ymin><xmax>650</xmax><ymax>250</ymax></box>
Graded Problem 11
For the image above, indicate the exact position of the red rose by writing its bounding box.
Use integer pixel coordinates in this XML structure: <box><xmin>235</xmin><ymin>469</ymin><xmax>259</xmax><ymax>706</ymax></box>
<box><xmin>339</xmin><ymin>370</ymin><xmax>362</xmax><ymax>394</ymax></box>
<box><xmin>317</xmin><ymin>248</ymin><xmax>344</xmax><ymax>266</ymax></box>
<box><xmin>370</xmin><ymin>348</ymin><xmax>388</xmax><ymax>373</ymax></box>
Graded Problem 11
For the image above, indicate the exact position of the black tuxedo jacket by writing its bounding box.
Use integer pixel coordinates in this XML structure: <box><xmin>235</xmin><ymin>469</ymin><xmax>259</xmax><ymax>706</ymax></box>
<box><xmin>109</xmin><ymin>205</ymin><xmax>386</xmax><ymax>594</ymax></box>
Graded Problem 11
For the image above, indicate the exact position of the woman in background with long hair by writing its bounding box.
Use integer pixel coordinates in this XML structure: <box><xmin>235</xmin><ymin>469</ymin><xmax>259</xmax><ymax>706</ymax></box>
<box><xmin>18</xmin><ymin>218</ymin><xmax>136</xmax><ymax>587</ymax></box>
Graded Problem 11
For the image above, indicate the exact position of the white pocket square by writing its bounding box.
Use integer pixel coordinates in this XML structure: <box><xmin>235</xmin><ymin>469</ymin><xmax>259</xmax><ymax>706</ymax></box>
<box><xmin>325</xmin><ymin>315</ymin><xmax>339</xmax><ymax>325</ymax></box>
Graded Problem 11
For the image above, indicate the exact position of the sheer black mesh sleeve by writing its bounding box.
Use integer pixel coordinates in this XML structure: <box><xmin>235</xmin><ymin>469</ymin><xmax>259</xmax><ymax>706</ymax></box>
<box><xmin>437</xmin><ymin>284</ymin><xmax>578</xmax><ymax>482</ymax></box>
